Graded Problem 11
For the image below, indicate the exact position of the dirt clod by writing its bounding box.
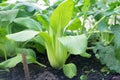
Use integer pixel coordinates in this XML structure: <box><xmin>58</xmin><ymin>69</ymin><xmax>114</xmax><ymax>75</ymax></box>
<box><xmin>36</xmin><ymin>71</ymin><xmax>59</xmax><ymax>80</ymax></box>
<box><xmin>112</xmin><ymin>76</ymin><xmax>120</xmax><ymax>80</ymax></box>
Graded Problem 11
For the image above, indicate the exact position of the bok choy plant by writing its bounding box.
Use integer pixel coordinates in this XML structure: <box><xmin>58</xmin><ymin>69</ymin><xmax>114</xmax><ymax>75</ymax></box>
<box><xmin>6</xmin><ymin>0</ymin><xmax>92</xmax><ymax>78</ymax></box>
<box><xmin>0</xmin><ymin>9</ymin><xmax>46</xmax><ymax>69</ymax></box>
<box><xmin>7</xmin><ymin>0</ymin><xmax>90</xmax><ymax>69</ymax></box>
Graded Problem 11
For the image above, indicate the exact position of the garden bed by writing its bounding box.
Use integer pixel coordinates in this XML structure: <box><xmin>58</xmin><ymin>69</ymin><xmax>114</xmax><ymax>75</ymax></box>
<box><xmin>0</xmin><ymin>53</ymin><xmax>120</xmax><ymax>80</ymax></box>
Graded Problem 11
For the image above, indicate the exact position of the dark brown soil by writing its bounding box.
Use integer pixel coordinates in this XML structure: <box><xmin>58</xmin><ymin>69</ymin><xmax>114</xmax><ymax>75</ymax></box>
<box><xmin>0</xmin><ymin>52</ymin><xmax>120</xmax><ymax>80</ymax></box>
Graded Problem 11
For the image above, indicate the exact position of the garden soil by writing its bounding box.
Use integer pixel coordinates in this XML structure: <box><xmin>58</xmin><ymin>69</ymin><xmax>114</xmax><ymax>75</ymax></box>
<box><xmin>0</xmin><ymin>51</ymin><xmax>120</xmax><ymax>80</ymax></box>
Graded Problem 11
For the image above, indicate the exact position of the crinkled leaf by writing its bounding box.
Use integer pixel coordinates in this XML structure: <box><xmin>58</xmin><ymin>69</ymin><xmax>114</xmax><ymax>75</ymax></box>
<box><xmin>59</xmin><ymin>34</ymin><xmax>91</xmax><ymax>57</ymax></box>
<box><xmin>50</xmin><ymin>0</ymin><xmax>74</xmax><ymax>33</ymax></box>
<box><xmin>63</xmin><ymin>63</ymin><xmax>77</xmax><ymax>78</ymax></box>
<box><xmin>96</xmin><ymin>45</ymin><xmax>120</xmax><ymax>73</ymax></box>
<box><xmin>6</xmin><ymin>30</ymin><xmax>39</xmax><ymax>42</ymax></box>
<box><xmin>14</xmin><ymin>17</ymin><xmax>42</xmax><ymax>31</ymax></box>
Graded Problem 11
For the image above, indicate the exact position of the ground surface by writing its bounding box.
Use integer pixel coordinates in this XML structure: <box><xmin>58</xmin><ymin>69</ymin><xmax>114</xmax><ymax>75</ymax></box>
<box><xmin>0</xmin><ymin>52</ymin><xmax>120</xmax><ymax>80</ymax></box>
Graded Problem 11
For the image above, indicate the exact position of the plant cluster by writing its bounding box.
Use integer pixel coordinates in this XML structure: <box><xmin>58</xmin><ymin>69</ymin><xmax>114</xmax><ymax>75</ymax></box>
<box><xmin>0</xmin><ymin>0</ymin><xmax>120</xmax><ymax>78</ymax></box>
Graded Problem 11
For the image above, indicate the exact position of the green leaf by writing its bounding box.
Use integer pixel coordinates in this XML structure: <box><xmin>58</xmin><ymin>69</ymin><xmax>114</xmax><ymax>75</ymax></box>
<box><xmin>96</xmin><ymin>45</ymin><xmax>120</xmax><ymax>73</ymax></box>
<box><xmin>5</xmin><ymin>40</ymin><xmax>17</xmax><ymax>57</ymax></box>
<box><xmin>0</xmin><ymin>48</ymin><xmax>44</xmax><ymax>68</ymax></box>
<box><xmin>0</xmin><ymin>44</ymin><xmax>6</xmax><ymax>57</ymax></box>
<box><xmin>0</xmin><ymin>9</ymin><xmax>18</xmax><ymax>27</ymax></box>
<box><xmin>67</xmin><ymin>18</ymin><xmax>82</xmax><ymax>30</ymax></box>
<box><xmin>111</xmin><ymin>25</ymin><xmax>120</xmax><ymax>60</ymax></box>
<box><xmin>39</xmin><ymin>32</ymin><xmax>60</xmax><ymax>68</ymax></box>
<box><xmin>80</xmin><ymin>75</ymin><xmax>88</xmax><ymax>80</ymax></box>
<box><xmin>90</xmin><ymin>0</ymin><xmax>97</xmax><ymax>5</ymax></box>
<box><xmin>0</xmin><ymin>28</ymin><xmax>7</xmax><ymax>38</ymax></box>
<box><xmin>43</xmin><ymin>0</ymin><xmax>50</xmax><ymax>5</ymax></box>
<box><xmin>16</xmin><ymin>48</ymin><xmax>46</xmax><ymax>67</ymax></box>
<box><xmin>63</xmin><ymin>63</ymin><xmax>77</xmax><ymax>78</ymax></box>
<box><xmin>14</xmin><ymin>17</ymin><xmax>42</xmax><ymax>31</ymax></box>
<box><xmin>36</xmin><ymin>14</ymin><xmax>49</xmax><ymax>30</ymax></box>
<box><xmin>94</xmin><ymin>13</ymin><xmax>104</xmax><ymax>21</ymax></box>
<box><xmin>59</xmin><ymin>34</ymin><xmax>91</xmax><ymax>57</ymax></box>
<box><xmin>13</xmin><ymin>3</ymin><xmax>37</xmax><ymax>12</ymax></box>
<box><xmin>39</xmin><ymin>32</ymin><xmax>52</xmax><ymax>46</ymax></box>
<box><xmin>80</xmin><ymin>52</ymin><xmax>91</xmax><ymax>58</ymax></box>
<box><xmin>15</xmin><ymin>48</ymin><xmax>36</xmax><ymax>64</ymax></box>
<box><xmin>39</xmin><ymin>32</ymin><xmax>52</xmax><ymax>55</ymax></box>
<box><xmin>50</xmin><ymin>0</ymin><xmax>74</xmax><ymax>33</ymax></box>
<box><xmin>82</xmin><ymin>0</ymin><xmax>90</xmax><ymax>20</ymax></box>
<box><xmin>100</xmin><ymin>66</ymin><xmax>110</xmax><ymax>73</ymax></box>
<box><xmin>0</xmin><ymin>40</ymin><xmax>16</xmax><ymax>59</ymax></box>
<box><xmin>15</xmin><ymin>9</ymin><xmax>34</xmax><ymax>17</ymax></box>
<box><xmin>108</xmin><ymin>1</ymin><xmax>120</xmax><ymax>10</ymax></box>
<box><xmin>33</xmin><ymin>35</ymin><xmax>45</xmax><ymax>47</ymax></box>
<box><xmin>34</xmin><ymin>43</ymin><xmax>46</xmax><ymax>54</ymax></box>
<box><xmin>59</xmin><ymin>34</ymin><xmax>87</xmax><ymax>54</ymax></box>
<box><xmin>104</xmin><ymin>9</ymin><xmax>116</xmax><ymax>16</ymax></box>
<box><xmin>6</xmin><ymin>30</ymin><xmax>39</xmax><ymax>42</ymax></box>
<box><xmin>98</xmin><ymin>19</ymin><xmax>108</xmax><ymax>32</ymax></box>
<box><xmin>0</xmin><ymin>54</ymin><xmax>22</xmax><ymax>68</ymax></box>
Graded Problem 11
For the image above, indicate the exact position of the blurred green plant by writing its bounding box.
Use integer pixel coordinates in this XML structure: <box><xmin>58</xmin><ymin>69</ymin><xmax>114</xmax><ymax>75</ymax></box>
<box><xmin>0</xmin><ymin>0</ymin><xmax>120</xmax><ymax>79</ymax></box>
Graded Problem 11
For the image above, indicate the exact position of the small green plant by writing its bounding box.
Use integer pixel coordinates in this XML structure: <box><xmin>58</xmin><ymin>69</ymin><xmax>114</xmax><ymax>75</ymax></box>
<box><xmin>80</xmin><ymin>75</ymin><xmax>88</xmax><ymax>80</ymax></box>
<box><xmin>63</xmin><ymin>63</ymin><xmax>77</xmax><ymax>78</ymax></box>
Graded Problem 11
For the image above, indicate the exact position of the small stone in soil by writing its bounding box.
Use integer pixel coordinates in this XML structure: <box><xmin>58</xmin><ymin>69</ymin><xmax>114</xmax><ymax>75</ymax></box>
<box><xmin>35</xmin><ymin>71</ymin><xmax>59</xmax><ymax>80</ymax></box>
<box><xmin>112</xmin><ymin>76</ymin><xmax>120</xmax><ymax>80</ymax></box>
